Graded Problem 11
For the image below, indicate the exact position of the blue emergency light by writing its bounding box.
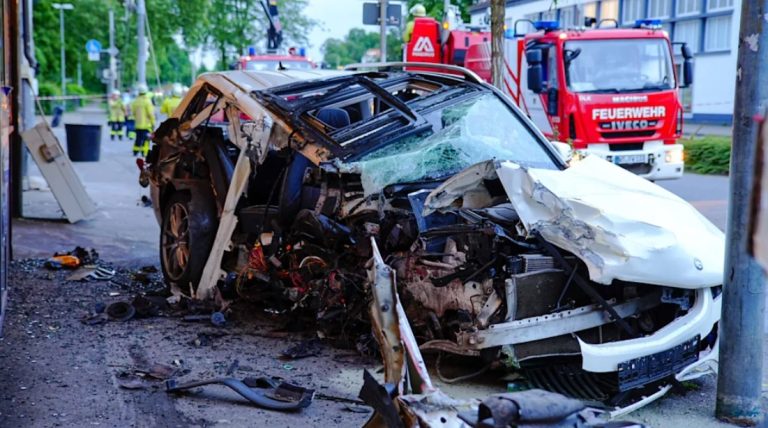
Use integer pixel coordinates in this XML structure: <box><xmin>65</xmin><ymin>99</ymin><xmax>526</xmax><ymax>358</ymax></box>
<box><xmin>533</xmin><ymin>21</ymin><xmax>560</xmax><ymax>31</ymax></box>
<box><xmin>248</xmin><ymin>46</ymin><xmax>256</xmax><ymax>56</ymax></box>
<box><xmin>634</xmin><ymin>19</ymin><xmax>662</xmax><ymax>29</ymax></box>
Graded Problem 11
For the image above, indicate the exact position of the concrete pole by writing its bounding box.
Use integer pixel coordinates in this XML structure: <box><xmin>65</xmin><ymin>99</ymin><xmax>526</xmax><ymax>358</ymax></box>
<box><xmin>490</xmin><ymin>0</ymin><xmax>505</xmax><ymax>89</ymax></box>
<box><xmin>715</xmin><ymin>1</ymin><xmax>768</xmax><ymax>426</ymax></box>
<box><xmin>108</xmin><ymin>9</ymin><xmax>116</xmax><ymax>95</ymax></box>
<box><xmin>137</xmin><ymin>0</ymin><xmax>147</xmax><ymax>87</ymax></box>
<box><xmin>59</xmin><ymin>7</ymin><xmax>66</xmax><ymax>96</ymax></box>
<box><xmin>379</xmin><ymin>0</ymin><xmax>387</xmax><ymax>62</ymax></box>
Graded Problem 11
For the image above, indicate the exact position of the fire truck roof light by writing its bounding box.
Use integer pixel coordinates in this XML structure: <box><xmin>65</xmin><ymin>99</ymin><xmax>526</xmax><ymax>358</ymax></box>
<box><xmin>634</xmin><ymin>19</ymin><xmax>662</xmax><ymax>29</ymax></box>
<box><xmin>248</xmin><ymin>46</ymin><xmax>256</xmax><ymax>56</ymax></box>
<box><xmin>533</xmin><ymin>21</ymin><xmax>560</xmax><ymax>31</ymax></box>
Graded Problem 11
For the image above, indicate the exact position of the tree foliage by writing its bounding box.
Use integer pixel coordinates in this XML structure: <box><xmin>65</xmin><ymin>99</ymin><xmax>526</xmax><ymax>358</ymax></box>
<box><xmin>33</xmin><ymin>0</ymin><xmax>317</xmax><ymax>93</ymax></box>
<box><xmin>406</xmin><ymin>0</ymin><xmax>474</xmax><ymax>23</ymax></box>
<box><xmin>321</xmin><ymin>29</ymin><xmax>403</xmax><ymax>67</ymax></box>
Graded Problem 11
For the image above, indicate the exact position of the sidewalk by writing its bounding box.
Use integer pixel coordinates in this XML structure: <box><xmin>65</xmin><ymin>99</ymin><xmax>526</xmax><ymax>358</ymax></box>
<box><xmin>683</xmin><ymin>122</ymin><xmax>732</xmax><ymax>138</ymax></box>
<box><xmin>13</xmin><ymin>104</ymin><xmax>159</xmax><ymax>265</ymax></box>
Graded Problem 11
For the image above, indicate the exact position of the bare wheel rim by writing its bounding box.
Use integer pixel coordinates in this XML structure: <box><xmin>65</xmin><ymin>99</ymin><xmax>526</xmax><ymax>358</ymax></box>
<box><xmin>162</xmin><ymin>202</ymin><xmax>191</xmax><ymax>281</ymax></box>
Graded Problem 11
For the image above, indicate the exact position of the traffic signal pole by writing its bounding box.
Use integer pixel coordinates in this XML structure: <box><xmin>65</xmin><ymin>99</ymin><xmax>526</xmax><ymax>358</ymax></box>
<box><xmin>715</xmin><ymin>1</ymin><xmax>768</xmax><ymax>425</ymax></box>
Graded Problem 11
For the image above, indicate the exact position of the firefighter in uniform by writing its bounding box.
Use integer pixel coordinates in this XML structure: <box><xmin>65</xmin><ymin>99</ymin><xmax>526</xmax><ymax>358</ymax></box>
<box><xmin>131</xmin><ymin>84</ymin><xmax>155</xmax><ymax>157</ymax></box>
<box><xmin>160</xmin><ymin>84</ymin><xmax>183</xmax><ymax>118</ymax></box>
<box><xmin>124</xmin><ymin>90</ymin><xmax>136</xmax><ymax>142</ymax></box>
<box><xmin>107</xmin><ymin>90</ymin><xmax>125</xmax><ymax>141</ymax></box>
<box><xmin>403</xmin><ymin>4</ymin><xmax>426</xmax><ymax>43</ymax></box>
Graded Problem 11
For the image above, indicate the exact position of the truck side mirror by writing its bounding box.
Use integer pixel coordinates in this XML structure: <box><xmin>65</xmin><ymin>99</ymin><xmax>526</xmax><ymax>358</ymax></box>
<box><xmin>526</xmin><ymin>49</ymin><xmax>542</xmax><ymax>64</ymax></box>
<box><xmin>528</xmin><ymin>65</ymin><xmax>544</xmax><ymax>93</ymax></box>
<box><xmin>526</xmin><ymin>49</ymin><xmax>544</xmax><ymax>93</ymax></box>
<box><xmin>682</xmin><ymin>58</ymin><xmax>693</xmax><ymax>87</ymax></box>
<box><xmin>547</xmin><ymin>87</ymin><xmax>558</xmax><ymax>115</ymax></box>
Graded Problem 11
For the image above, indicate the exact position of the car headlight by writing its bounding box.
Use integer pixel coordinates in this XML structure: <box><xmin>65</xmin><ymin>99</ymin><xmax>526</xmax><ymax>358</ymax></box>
<box><xmin>665</xmin><ymin>149</ymin><xmax>684</xmax><ymax>164</ymax></box>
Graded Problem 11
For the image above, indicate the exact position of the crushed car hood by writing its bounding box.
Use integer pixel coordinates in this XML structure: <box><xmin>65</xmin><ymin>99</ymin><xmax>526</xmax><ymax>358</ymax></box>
<box><xmin>428</xmin><ymin>155</ymin><xmax>725</xmax><ymax>288</ymax></box>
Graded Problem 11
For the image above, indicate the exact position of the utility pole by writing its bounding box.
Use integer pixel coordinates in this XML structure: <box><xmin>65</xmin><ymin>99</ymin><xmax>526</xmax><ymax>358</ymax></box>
<box><xmin>107</xmin><ymin>9</ymin><xmax>117</xmax><ymax>94</ymax></box>
<box><xmin>715</xmin><ymin>1</ymin><xmax>768</xmax><ymax>426</ymax></box>
<box><xmin>379</xmin><ymin>0</ymin><xmax>387</xmax><ymax>62</ymax></box>
<box><xmin>52</xmin><ymin>3</ymin><xmax>74</xmax><ymax>97</ymax></box>
<box><xmin>136</xmin><ymin>0</ymin><xmax>147</xmax><ymax>87</ymax></box>
<box><xmin>490</xmin><ymin>0</ymin><xmax>505</xmax><ymax>89</ymax></box>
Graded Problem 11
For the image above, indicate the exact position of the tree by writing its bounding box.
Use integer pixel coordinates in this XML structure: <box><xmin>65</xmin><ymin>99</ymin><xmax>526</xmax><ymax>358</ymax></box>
<box><xmin>321</xmin><ymin>29</ymin><xmax>402</xmax><ymax>67</ymax></box>
<box><xmin>406</xmin><ymin>0</ymin><xmax>474</xmax><ymax>23</ymax></box>
<box><xmin>490</xmin><ymin>0</ymin><xmax>505</xmax><ymax>89</ymax></box>
<box><xmin>206</xmin><ymin>0</ymin><xmax>318</xmax><ymax>70</ymax></box>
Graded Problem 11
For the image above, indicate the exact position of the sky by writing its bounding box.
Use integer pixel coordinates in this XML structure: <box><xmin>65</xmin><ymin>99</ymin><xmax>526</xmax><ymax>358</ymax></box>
<box><xmin>305</xmin><ymin>0</ymin><xmax>375</xmax><ymax>61</ymax></box>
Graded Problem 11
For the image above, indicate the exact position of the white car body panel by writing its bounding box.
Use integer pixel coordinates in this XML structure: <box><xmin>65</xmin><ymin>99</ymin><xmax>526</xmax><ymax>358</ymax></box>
<box><xmin>495</xmin><ymin>155</ymin><xmax>724</xmax><ymax>288</ymax></box>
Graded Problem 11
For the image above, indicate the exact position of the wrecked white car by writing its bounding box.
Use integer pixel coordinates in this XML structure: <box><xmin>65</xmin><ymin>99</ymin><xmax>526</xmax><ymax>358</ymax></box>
<box><xmin>141</xmin><ymin>65</ymin><xmax>722</xmax><ymax>409</ymax></box>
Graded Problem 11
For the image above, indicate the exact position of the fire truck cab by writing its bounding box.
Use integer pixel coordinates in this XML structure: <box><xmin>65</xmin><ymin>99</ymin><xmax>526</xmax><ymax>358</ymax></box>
<box><xmin>406</xmin><ymin>16</ymin><xmax>694</xmax><ymax>181</ymax></box>
<box><xmin>515</xmin><ymin>21</ymin><xmax>693</xmax><ymax>180</ymax></box>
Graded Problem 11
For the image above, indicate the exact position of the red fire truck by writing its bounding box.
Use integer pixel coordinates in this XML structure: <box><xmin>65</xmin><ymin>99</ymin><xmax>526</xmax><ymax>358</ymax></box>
<box><xmin>232</xmin><ymin>0</ymin><xmax>314</xmax><ymax>71</ymax></box>
<box><xmin>405</xmin><ymin>16</ymin><xmax>693</xmax><ymax>181</ymax></box>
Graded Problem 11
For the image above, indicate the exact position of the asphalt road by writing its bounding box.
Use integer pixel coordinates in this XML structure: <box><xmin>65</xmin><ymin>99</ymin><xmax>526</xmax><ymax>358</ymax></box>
<box><xmin>657</xmin><ymin>173</ymin><xmax>729</xmax><ymax>231</ymax></box>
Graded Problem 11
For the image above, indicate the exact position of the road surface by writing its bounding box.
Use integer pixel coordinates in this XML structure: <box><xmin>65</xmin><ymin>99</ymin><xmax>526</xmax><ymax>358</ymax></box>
<box><xmin>658</xmin><ymin>173</ymin><xmax>729</xmax><ymax>230</ymax></box>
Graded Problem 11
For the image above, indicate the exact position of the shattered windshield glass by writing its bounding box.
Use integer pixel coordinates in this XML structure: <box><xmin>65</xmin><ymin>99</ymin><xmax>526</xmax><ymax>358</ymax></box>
<box><xmin>350</xmin><ymin>93</ymin><xmax>556</xmax><ymax>193</ymax></box>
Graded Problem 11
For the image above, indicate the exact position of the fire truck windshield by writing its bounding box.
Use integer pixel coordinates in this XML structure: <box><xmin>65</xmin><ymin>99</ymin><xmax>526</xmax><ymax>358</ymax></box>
<box><xmin>564</xmin><ymin>38</ymin><xmax>675</xmax><ymax>93</ymax></box>
<box><xmin>245</xmin><ymin>60</ymin><xmax>312</xmax><ymax>71</ymax></box>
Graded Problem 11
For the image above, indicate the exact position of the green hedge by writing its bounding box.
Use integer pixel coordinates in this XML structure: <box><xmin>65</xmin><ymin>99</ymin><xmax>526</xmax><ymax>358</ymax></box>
<box><xmin>683</xmin><ymin>136</ymin><xmax>731</xmax><ymax>175</ymax></box>
<box><xmin>37</xmin><ymin>81</ymin><xmax>90</xmax><ymax>114</ymax></box>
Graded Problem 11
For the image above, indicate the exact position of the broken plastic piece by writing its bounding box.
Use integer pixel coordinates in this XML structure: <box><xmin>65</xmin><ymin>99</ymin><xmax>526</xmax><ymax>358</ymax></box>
<box><xmin>45</xmin><ymin>255</ymin><xmax>81</xmax><ymax>270</ymax></box>
<box><xmin>210</xmin><ymin>312</ymin><xmax>226</xmax><ymax>326</ymax></box>
<box><xmin>165</xmin><ymin>377</ymin><xmax>314</xmax><ymax>411</ymax></box>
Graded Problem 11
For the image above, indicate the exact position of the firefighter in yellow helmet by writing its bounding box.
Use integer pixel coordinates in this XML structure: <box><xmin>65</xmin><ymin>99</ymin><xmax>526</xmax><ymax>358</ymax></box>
<box><xmin>403</xmin><ymin>4</ymin><xmax>427</xmax><ymax>43</ymax></box>
<box><xmin>160</xmin><ymin>84</ymin><xmax>183</xmax><ymax>118</ymax></box>
<box><xmin>107</xmin><ymin>90</ymin><xmax>125</xmax><ymax>141</ymax></box>
<box><xmin>131</xmin><ymin>83</ymin><xmax>155</xmax><ymax>157</ymax></box>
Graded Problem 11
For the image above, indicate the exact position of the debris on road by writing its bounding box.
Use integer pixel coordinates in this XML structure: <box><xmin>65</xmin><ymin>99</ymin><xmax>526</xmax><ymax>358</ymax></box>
<box><xmin>106</xmin><ymin>301</ymin><xmax>136</xmax><ymax>322</ymax></box>
<box><xmin>280</xmin><ymin>339</ymin><xmax>323</xmax><ymax>360</ymax></box>
<box><xmin>165</xmin><ymin>376</ymin><xmax>314</xmax><ymax>411</ymax></box>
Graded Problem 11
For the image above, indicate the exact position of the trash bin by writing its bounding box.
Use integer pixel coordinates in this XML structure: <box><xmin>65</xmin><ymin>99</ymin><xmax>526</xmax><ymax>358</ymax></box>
<box><xmin>65</xmin><ymin>124</ymin><xmax>102</xmax><ymax>162</ymax></box>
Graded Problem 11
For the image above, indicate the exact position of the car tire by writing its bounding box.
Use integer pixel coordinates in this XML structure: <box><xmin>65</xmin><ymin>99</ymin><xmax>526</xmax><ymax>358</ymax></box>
<box><xmin>160</xmin><ymin>191</ymin><xmax>216</xmax><ymax>294</ymax></box>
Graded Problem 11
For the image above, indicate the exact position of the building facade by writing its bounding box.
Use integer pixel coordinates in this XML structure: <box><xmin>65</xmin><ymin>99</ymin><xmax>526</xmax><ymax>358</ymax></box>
<box><xmin>469</xmin><ymin>0</ymin><xmax>739</xmax><ymax>124</ymax></box>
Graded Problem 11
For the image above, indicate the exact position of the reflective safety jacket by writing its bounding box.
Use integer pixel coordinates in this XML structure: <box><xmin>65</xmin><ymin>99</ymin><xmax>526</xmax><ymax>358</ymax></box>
<box><xmin>108</xmin><ymin>98</ymin><xmax>126</xmax><ymax>122</ymax></box>
<box><xmin>160</xmin><ymin>96</ymin><xmax>182</xmax><ymax>117</ymax></box>
<box><xmin>131</xmin><ymin>94</ymin><xmax>155</xmax><ymax>131</ymax></box>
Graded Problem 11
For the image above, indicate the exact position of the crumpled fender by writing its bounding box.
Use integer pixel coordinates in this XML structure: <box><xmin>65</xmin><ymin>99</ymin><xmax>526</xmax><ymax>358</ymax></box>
<box><xmin>424</xmin><ymin>156</ymin><xmax>724</xmax><ymax>288</ymax></box>
<box><xmin>495</xmin><ymin>156</ymin><xmax>725</xmax><ymax>288</ymax></box>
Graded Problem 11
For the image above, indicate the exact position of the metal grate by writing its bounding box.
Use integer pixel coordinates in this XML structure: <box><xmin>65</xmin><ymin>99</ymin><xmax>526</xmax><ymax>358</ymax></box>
<box><xmin>524</xmin><ymin>364</ymin><xmax>616</xmax><ymax>401</ymax></box>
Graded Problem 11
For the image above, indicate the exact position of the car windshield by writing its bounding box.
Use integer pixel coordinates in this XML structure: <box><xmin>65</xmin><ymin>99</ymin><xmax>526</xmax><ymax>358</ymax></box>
<box><xmin>565</xmin><ymin>38</ymin><xmax>675</xmax><ymax>93</ymax></box>
<box><xmin>350</xmin><ymin>93</ymin><xmax>557</xmax><ymax>193</ymax></box>
<box><xmin>245</xmin><ymin>60</ymin><xmax>312</xmax><ymax>71</ymax></box>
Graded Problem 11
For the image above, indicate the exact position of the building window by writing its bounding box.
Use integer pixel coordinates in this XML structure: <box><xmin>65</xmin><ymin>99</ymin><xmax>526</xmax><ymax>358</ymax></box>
<box><xmin>674</xmin><ymin>19</ymin><xmax>701</xmax><ymax>53</ymax></box>
<box><xmin>541</xmin><ymin>9</ymin><xmax>557</xmax><ymax>22</ymax></box>
<box><xmin>600</xmin><ymin>0</ymin><xmax>619</xmax><ymax>21</ymax></box>
<box><xmin>622</xmin><ymin>0</ymin><xmax>644</xmax><ymax>24</ymax></box>
<box><xmin>705</xmin><ymin>15</ymin><xmax>731</xmax><ymax>51</ymax></box>
<box><xmin>707</xmin><ymin>0</ymin><xmax>734</xmax><ymax>12</ymax></box>
<box><xmin>583</xmin><ymin>2</ymin><xmax>598</xmax><ymax>21</ymax></box>
<box><xmin>676</xmin><ymin>0</ymin><xmax>701</xmax><ymax>17</ymax></box>
<box><xmin>648</xmin><ymin>0</ymin><xmax>672</xmax><ymax>18</ymax></box>
<box><xmin>560</xmin><ymin>6</ymin><xmax>579</xmax><ymax>28</ymax></box>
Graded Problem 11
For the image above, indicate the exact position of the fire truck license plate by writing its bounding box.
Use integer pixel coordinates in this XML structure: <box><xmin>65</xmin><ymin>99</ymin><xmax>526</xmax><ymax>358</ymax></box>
<box><xmin>614</xmin><ymin>154</ymin><xmax>647</xmax><ymax>165</ymax></box>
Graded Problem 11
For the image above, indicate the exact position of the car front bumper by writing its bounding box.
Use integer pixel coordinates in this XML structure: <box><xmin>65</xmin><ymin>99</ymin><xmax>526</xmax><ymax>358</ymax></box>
<box><xmin>583</xmin><ymin>141</ymin><xmax>684</xmax><ymax>181</ymax></box>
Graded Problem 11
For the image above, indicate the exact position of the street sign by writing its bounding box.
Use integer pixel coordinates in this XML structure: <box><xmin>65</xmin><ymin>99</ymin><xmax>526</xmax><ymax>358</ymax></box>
<box><xmin>362</xmin><ymin>2</ymin><xmax>402</xmax><ymax>26</ymax></box>
<box><xmin>87</xmin><ymin>52</ymin><xmax>100</xmax><ymax>61</ymax></box>
<box><xmin>85</xmin><ymin>39</ymin><xmax>102</xmax><ymax>54</ymax></box>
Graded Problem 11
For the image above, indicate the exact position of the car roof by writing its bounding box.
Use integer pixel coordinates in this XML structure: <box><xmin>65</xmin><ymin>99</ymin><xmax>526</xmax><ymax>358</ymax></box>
<box><xmin>197</xmin><ymin>69</ymin><xmax>351</xmax><ymax>94</ymax></box>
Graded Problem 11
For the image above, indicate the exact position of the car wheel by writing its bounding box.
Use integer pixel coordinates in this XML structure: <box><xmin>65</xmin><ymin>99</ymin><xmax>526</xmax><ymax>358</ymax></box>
<box><xmin>160</xmin><ymin>191</ymin><xmax>215</xmax><ymax>293</ymax></box>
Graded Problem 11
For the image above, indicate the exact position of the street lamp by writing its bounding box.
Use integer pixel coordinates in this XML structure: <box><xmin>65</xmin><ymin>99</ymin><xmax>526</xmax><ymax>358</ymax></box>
<box><xmin>52</xmin><ymin>3</ymin><xmax>74</xmax><ymax>98</ymax></box>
